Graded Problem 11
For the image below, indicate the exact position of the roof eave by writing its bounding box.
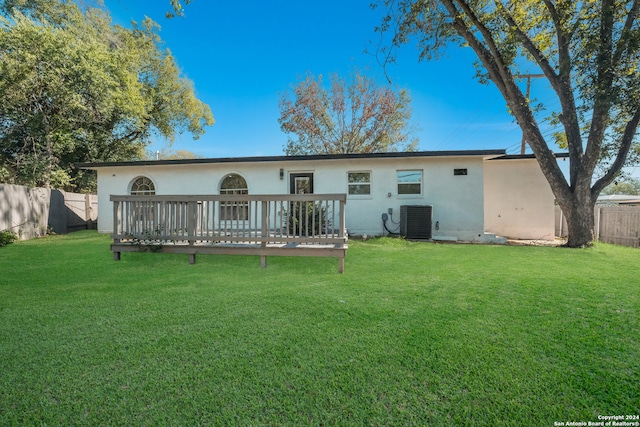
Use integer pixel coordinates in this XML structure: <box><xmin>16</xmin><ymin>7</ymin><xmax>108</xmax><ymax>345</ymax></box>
<box><xmin>488</xmin><ymin>152</ymin><xmax>570</xmax><ymax>161</ymax></box>
<box><xmin>75</xmin><ymin>149</ymin><xmax>508</xmax><ymax>170</ymax></box>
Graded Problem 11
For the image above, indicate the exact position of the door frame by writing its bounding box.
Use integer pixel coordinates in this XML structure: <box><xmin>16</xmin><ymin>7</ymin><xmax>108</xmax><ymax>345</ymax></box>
<box><xmin>289</xmin><ymin>172</ymin><xmax>314</xmax><ymax>194</ymax></box>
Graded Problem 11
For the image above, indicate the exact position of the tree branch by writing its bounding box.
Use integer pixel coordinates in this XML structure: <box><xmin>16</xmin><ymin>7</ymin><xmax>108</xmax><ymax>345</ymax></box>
<box><xmin>612</xmin><ymin>0</ymin><xmax>640</xmax><ymax>65</ymax></box>
<box><xmin>444</xmin><ymin>0</ymin><xmax>570</xmax><ymax>198</ymax></box>
<box><xmin>449</xmin><ymin>0</ymin><xmax>513</xmax><ymax>88</ymax></box>
<box><xmin>592</xmin><ymin>107</ymin><xmax>640</xmax><ymax>196</ymax></box>
<box><xmin>582</xmin><ymin>0</ymin><xmax>616</xmax><ymax>184</ymax></box>
<box><xmin>496</xmin><ymin>0</ymin><xmax>583</xmax><ymax>187</ymax></box>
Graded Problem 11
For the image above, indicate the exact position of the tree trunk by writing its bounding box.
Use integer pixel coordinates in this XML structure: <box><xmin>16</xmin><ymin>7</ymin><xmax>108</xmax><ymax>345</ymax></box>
<box><xmin>557</xmin><ymin>190</ymin><xmax>596</xmax><ymax>248</ymax></box>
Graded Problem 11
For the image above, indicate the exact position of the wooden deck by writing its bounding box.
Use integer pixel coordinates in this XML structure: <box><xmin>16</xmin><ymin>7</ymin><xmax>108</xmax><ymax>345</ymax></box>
<box><xmin>110</xmin><ymin>194</ymin><xmax>348</xmax><ymax>272</ymax></box>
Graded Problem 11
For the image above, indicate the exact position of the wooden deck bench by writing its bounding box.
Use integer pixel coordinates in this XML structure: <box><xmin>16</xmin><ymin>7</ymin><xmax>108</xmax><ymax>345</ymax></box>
<box><xmin>110</xmin><ymin>194</ymin><xmax>348</xmax><ymax>272</ymax></box>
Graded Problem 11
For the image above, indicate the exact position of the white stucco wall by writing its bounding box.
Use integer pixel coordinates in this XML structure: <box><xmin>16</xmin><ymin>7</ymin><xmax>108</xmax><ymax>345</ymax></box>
<box><xmin>94</xmin><ymin>155</ymin><xmax>489</xmax><ymax>241</ymax></box>
<box><xmin>483</xmin><ymin>158</ymin><xmax>556</xmax><ymax>240</ymax></box>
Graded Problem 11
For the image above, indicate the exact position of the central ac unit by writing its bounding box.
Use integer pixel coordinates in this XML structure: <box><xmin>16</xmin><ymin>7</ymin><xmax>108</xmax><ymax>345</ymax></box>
<box><xmin>400</xmin><ymin>205</ymin><xmax>433</xmax><ymax>239</ymax></box>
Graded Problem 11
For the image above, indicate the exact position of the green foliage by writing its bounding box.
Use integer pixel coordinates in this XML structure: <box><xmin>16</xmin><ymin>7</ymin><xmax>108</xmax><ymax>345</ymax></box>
<box><xmin>167</xmin><ymin>0</ymin><xmax>193</xmax><ymax>18</ymax></box>
<box><xmin>130</xmin><ymin>225</ymin><xmax>165</xmax><ymax>252</ymax></box>
<box><xmin>279</xmin><ymin>70</ymin><xmax>417</xmax><ymax>155</ymax></box>
<box><xmin>0</xmin><ymin>1</ymin><xmax>213</xmax><ymax>191</ymax></box>
<box><xmin>601</xmin><ymin>177</ymin><xmax>640</xmax><ymax>195</ymax></box>
<box><xmin>376</xmin><ymin>0</ymin><xmax>640</xmax><ymax>247</ymax></box>
<box><xmin>143</xmin><ymin>147</ymin><xmax>202</xmax><ymax>160</ymax></box>
<box><xmin>1</xmin><ymin>232</ymin><xmax>639</xmax><ymax>424</ymax></box>
<box><xmin>0</xmin><ymin>229</ymin><xmax>18</xmax><ymax>246</ymax></box>
<box><xmin>287</xmin><ymin>201</ymin><xmax>329</xmax><ymax>236</ymax></box>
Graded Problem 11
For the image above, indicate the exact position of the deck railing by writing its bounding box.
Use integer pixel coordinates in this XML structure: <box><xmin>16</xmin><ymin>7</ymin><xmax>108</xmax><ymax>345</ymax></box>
<box><xmin>110</xmin><ymin>193</ymin><xmax>347</xmax><ymax>271</ymax></box>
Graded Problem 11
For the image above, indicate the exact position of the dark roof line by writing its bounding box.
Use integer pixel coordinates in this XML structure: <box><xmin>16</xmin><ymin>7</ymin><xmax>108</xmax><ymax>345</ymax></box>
<box><xmin>75</xmin><ymin>149</ymin><xmax>508</xmax><ymax>169</ymax></box>
<box><xmin>489</xmin><ymin>152</ymin><xmax>570</xmax><ymax>160</ymax></box>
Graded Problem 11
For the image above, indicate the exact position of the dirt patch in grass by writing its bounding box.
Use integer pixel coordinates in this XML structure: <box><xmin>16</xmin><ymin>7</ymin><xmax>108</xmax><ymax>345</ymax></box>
<box><xmin>506</xmin><ymin>237</ymin><xmax>566</xmax><ymax>246</ymax></box>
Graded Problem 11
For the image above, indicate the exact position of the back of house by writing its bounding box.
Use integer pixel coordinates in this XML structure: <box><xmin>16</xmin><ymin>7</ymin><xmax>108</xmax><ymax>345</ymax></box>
<box><xmin>77</xmin><ymin>149</ymin><xmax>559</xmax><ymax>242</ymax></box>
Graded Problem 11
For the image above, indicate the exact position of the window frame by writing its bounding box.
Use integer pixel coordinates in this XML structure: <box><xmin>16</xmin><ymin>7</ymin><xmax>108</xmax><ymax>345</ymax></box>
<box><xmin>396</xmin><ymin>169</ymin><xmax>423</xmax><ymax>196</ymax></box>
<box><xmin>289</xmin><ymin>172</ymin><xmax>314</xmax><ymax>194</ymax></box>
<box><xmin>129</xmin><ymin>176</ymin><xmax>156</xmax><ymax>195</ymax></box>
<box><xmin>347</xmin><ymin>171</ymin><xmax>372</xmax><ymax>198</ymax></box>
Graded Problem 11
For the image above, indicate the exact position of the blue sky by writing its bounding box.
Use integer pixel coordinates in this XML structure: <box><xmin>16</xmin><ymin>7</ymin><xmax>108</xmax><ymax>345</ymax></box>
<box><xmin>103</xmin><ymin>0</ymin><xmax>558</xmax><ymax>159</ymax></box>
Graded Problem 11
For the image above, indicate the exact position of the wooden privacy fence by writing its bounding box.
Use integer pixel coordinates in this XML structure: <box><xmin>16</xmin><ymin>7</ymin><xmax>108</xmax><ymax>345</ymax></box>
<box><xmin>556</xmin><ymin>205</ymin><xmax>640</xmax><ymax>248</ymax></box>
<box><xmin>111</xmin><ymin>193</ymin><xmax>348</xmax><ymax>272</ymax></box>
<box><xmin>1</xmin><ymin>184</ymin><xmax>97</xmax><ymax>239</ymax></box>
<box><xmin>596</xmin><ymin>206</ymin><xmax>640</xmax><ymax>248</ymax></box>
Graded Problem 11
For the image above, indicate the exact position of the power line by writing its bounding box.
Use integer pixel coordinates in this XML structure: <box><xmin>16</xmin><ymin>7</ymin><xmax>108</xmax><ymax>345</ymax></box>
<box><xmin>434</xmin><ymin>94</ymin><xmax>508</xmax><ymax>151</ymax></box>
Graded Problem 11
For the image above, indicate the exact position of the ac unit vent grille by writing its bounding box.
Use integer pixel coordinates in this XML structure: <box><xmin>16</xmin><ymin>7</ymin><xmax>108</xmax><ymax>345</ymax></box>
<box><xmin>400</xmin><ymin>205</ymin><xmax>433</xmax><ymax>239</ymax></box>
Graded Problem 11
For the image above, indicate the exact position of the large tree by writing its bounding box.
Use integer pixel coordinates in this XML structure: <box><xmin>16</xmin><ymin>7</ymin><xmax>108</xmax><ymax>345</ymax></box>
<box><xmin>377</xmin><ymin>0</ymin><xmax>640</xmax><ymax>247</ymax></box>
<box><xmin>279</xmin><ymin>71</ymin><xmax>417</xmax><ymax>155</ymax></box>
<box><xmin>0</xmin><ymin>0</ymin><xmax>213</xmax><ymax>191</ymax></box>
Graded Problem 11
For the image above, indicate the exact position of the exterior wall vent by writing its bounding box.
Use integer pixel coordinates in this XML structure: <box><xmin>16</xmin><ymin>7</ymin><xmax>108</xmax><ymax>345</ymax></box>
<box><xmin>400</xmin><ymin>205</ymin><xmax>433</xmax><ymax>239</ymax></box>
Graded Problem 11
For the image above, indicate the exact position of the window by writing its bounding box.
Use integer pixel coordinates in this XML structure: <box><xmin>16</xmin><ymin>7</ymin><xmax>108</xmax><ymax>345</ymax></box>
<box><xmin>220</xmin><ymin>173</ymin><xmax>248</xmax><ymax>220</ymax></box>
<box><xmin>130</xmin><ymin>176</ymin><xmax>155</xmax><ymax>195</ymax></box>
<box><xmin>454</xmin><ymin>168</ymin><xmax>468</xmax><ymax>176</ymax></box>
<box><xmin>397</xmin><ymin>170</ymin><xmax>422</xmax><ymax>195</ymax></box>
<box><xmin>348</xmin><ymin>172</ymin><xmax>371</xmax><ymax>196</ymax></box>
<box><xmin>129</xmin><ymin>177</ymin><xmax>156</xmax><ymax>222</ymax></box>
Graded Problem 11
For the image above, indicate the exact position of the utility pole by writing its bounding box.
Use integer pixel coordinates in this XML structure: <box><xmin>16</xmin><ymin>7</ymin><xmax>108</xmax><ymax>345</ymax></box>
<box><xmin>515</xmin><ymin>74</ymin><xmax>545</xmax><ymax>154</ymax></box>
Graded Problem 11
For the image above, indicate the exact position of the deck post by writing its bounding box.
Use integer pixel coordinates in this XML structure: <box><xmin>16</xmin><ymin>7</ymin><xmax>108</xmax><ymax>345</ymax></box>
<box><xmin>338</xmin><ymin>198</ymin><xmax>347</xmax><ymax>273</ymax></box>
<box><xmin>113</xmin><ymin>199</ymin><xmax>121</xmax><ymax>236</ymax></box>
<box><xmin>113</xmin><ymin>234</ymin><xmax>121</xmax><ymax>261</ymax></box>
<box><xmin>187</xmin><ymin>201</ymin><xmax>197</xmax><ymax>245</ymax></box>
<box><xmin>189</xmin><ymin>253</ymin><xmax>196</xmax><ymax>264</ymax></box>
<box><xmin>261</xmin><ymin>255</ymin><xmax>267</xmax><ymax>268</ymax></box>
<box><xmin>339</xmin><ymin>199</ymin><xmax>346</xmax><ymax>240</ymax></box>
<box><xmin>261</xmin><ymin>200</ymin><xmax>268</xmax><ymax>248</ymax></box>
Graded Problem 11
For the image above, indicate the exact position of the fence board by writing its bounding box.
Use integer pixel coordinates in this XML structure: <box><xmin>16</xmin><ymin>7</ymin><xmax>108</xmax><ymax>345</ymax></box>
<box><xmin>555</xmin><ymin>205</ymin><xmax>640</xmax><ymax>248</ymax></box>
<box><xmin>598</xmin><ymin>206</ymin><xmax>640</xmax><ymax>248</ymax></box>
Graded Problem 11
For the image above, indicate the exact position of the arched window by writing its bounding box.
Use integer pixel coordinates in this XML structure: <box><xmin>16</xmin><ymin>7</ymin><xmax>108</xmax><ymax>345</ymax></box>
<box><xmin>220</xmin><ymin>174</ymin><xmax>248</xmax><ymax>220</ymax></box>
<box><xmin>130</xmin><ymin>176</ymin><xmax>156</xmax><ymax>195</ymax></box>
<box><xmin>129</xmin><ymin>176</ymin><xmax>156</xmax><ymax>222</ymax></box>
<box><xmin>220</xmin><ymin>174</ymin><xmax>248</xmax><ymax>195</ymax></box>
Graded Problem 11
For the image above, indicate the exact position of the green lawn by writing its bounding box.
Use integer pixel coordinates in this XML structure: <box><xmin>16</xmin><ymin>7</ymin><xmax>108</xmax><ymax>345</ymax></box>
<box><xmin>1</xmin><ymin>231</ymin><xmax>638</xmax><ymax>426</ymax></box>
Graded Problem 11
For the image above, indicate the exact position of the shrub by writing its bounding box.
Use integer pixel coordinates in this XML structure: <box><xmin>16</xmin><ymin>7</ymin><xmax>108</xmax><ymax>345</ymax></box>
<box><xmin>287</xmin><ymin>201</ymin><xmax>329</xmax><ymax>236</ymax></box>
<box><xmin>0</xmin><ymin>230</ymin><xmax>18</xmax><ymax>247</ymax></box>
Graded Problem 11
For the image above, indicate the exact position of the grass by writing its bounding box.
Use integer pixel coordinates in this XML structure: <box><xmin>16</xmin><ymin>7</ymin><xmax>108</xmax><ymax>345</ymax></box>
<box><xmin>0</xmin><ymin>231</ymin><xmax>638</xmax><ymax>426</ymax></box>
